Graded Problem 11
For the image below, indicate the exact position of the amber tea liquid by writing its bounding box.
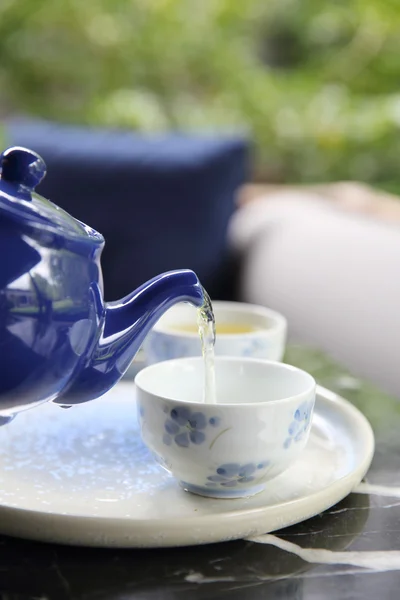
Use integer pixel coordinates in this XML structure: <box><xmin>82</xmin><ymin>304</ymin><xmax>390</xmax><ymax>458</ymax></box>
<box><xmin>171</xmin><ymin>322</ymin><xmax>259</xmax><ymax>335</ymax></box>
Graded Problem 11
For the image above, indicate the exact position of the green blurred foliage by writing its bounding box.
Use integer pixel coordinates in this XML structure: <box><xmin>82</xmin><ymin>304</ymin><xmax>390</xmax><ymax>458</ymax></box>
<box><xmin>0</xmin><ymin>0</ymin><xmax>400</xmax><ymax>188</ymax></box>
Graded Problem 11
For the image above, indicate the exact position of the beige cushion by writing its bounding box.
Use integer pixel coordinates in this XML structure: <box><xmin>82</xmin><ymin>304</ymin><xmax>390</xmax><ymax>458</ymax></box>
<box><xmin>229</xmin><ymin>192</ymin><xmax>400</xmax><ymax>397</ymax></box>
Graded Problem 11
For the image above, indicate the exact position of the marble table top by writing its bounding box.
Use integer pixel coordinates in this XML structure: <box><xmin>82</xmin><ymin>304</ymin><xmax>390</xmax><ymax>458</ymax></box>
<box><xmin>0</xmin><ymin>344</ymin><xmax>399</xmax><ymax>599</ymax></box>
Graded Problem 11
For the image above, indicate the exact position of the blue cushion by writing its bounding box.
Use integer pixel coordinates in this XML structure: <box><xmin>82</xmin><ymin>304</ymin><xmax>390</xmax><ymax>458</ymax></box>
<box><xmin>6</xmin><ymin>120</ymin><xmax>249</xmax><ymax>301</ymax></box>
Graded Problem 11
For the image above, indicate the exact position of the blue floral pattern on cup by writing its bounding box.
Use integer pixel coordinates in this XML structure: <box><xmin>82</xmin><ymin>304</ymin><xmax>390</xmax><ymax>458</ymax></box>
<box><xmin>163</xmin><ymin>407</ymin><xmax>221</xmax><ymax>448</ymax></box>
<box><xmin>149</xmin><ymin>335</ymin><xmax>191</xmax><ymax>362</ymax></box>
<box><xmin>242</xmin><ymin>338</ymin><xmax>268</xmax><ymax>357</ymax></box>
<box><xmin>206</xmin><ymin>461</ymin><xmax>270</xmax><ymax>488</ymax></box>
<box><xmin>284</xmin><ymin>400</ymin><xmax>314</xmax><ymax>449</ymax></box>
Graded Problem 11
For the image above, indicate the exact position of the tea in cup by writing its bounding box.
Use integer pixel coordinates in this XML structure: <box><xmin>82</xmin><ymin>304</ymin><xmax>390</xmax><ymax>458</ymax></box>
<box><xmin>135</xmin><ymin>357</ymin><xmax>316</xmax><ymax>498</ymax></box>
<box><xmin>143</xmin><ymin>301</ymin><xmax>287</xmax><ymax>364</ymax></box>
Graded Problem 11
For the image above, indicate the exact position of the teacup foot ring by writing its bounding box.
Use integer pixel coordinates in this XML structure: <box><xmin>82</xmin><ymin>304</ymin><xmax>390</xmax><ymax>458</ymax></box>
<box><xmin>180</xmin><ymin>481</ymin><xmax>266</xmax><ymax>499</ymax></box>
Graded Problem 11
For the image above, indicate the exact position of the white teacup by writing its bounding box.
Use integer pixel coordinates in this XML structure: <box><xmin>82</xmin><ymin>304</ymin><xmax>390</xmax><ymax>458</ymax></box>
<box><xmin>143</xmin><ymin>301</ymin><xmax>287</xmax><ymax>364</ymax></box>
<box><xmin>135</xmin><ymin>357</ymin><xmax>316</xmax><ymax>499</ymax></box>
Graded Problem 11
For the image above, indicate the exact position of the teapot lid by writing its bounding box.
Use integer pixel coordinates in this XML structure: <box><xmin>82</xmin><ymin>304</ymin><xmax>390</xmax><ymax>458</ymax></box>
<box><xmin>0</xmin><ymin>147</ymin><xmax>104</xmax><ymax>247</ymax></box>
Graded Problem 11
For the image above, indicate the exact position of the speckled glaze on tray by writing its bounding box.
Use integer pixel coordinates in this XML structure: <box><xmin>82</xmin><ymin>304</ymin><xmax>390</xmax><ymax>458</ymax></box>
<box><xmin>0</xmin><ymin>382</ymin><xmax>374</xmax><ymax>548</ymax></box>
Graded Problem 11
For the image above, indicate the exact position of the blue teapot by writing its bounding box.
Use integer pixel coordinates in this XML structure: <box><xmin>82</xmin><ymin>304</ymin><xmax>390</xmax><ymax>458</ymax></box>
<box><xmin>0</xmin><ymin>147</ymin><xmax>207</xmax><ymax>422</ymax></box>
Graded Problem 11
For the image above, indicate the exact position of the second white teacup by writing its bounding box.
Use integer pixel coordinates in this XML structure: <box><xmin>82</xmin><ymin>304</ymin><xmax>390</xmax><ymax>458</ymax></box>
<box><xmin>143</xmin><ymin>301</ymin><xmax>287</xmax><ymax>364</ymax></box>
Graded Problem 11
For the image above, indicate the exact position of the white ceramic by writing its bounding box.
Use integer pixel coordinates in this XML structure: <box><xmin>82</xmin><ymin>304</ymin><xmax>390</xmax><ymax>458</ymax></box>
<box><xmin>0</xmin><ymin>383</ymin><xmax>374</xmax><ymax>548</ymax></box>
<box><xmin>143</xmin><ymin>301</ymin><xmax>287</xmax><ymax>363</ymax></box>
<box><xmin>135</xmin><ymin>357</ymin><xmax>316</xmax><ymax>498</ymax></box>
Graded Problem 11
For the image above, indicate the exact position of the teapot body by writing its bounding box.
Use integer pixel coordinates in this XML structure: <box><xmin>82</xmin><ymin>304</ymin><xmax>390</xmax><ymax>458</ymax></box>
<box><xmin>0</xmin><ymin>216</ymin><xmax>104</xmax><ymax>417</ymax></box>
<box><xmin>0</xmin><ymin>147</ymin><xmax>207</xmax><ymax>420</ymax></box>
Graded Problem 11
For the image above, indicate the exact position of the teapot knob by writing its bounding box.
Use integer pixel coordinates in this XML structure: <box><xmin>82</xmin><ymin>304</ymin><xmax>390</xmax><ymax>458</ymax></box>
<box><xmin>1</xmin><ymin>146</ymin><xmax>47</xmax><ymax>191</ymax></box>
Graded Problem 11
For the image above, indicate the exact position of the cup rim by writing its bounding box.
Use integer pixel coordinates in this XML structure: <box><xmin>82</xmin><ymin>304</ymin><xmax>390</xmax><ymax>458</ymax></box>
<box><xmin>151</xmin><ymin>301</ymin><xmax>287</xmax><ymax>339</ymax></box>
<box><xmin>135</xmin><ymin>356</ymin><xmax>316</xmax><ymax>408</ymax></box>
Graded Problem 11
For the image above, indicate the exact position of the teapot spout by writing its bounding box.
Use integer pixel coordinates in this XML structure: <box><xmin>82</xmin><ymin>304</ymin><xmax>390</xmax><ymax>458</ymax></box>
<box><xmin>56</xmin><ymin>269</ymin><xmax>206</xmax><ymax>405</ymax></box>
